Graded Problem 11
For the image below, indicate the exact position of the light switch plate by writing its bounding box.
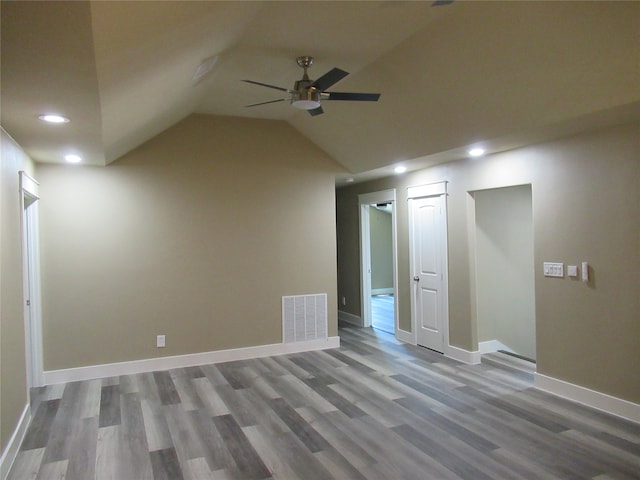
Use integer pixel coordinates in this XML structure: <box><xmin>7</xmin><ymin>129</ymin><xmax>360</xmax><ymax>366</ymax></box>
<box><xmin>567</xmin><ymin>265</ymin><xmax>578</xmax><ymax>277</ymax></box>
<box><xmin>543</xmin><ymin>262</ymin><xmax>564</xmax><ymax>277</ymax></box>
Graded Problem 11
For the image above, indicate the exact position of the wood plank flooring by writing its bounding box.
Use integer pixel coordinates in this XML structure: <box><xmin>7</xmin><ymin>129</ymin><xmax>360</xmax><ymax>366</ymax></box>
<box><xmin>371</xmin><ymin>295</ymin><xmax>395</xmax><ymax>334</ymax></box>
<box><xmin>9</xmin><ymin>326</ymin><xmax>640</xmax><ymax>479</ymax></box>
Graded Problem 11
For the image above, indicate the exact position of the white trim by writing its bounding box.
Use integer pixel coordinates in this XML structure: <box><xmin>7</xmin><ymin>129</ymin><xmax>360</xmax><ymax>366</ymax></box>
<box><xmin>338</xmin><ymin>310</ymin><xmax>362</xmax><ymax>327</ymax></box>
<box><xmin>390</xmin><ymin>199</ymin><xmax>399</xmax><ymax>336</ymax></box>
<box><xmin>19</xmin><ymin>172</ymin><xmax>44</xmax><ymax>388</ymax></box>
<box><xmin>371</xmin><ymin>288</ymin><xmax>394</xmax><ymax>295</ymax></box>
<box><xmin>441</xmin><ymin>194</ymin><xmax>451</xmax><ymax>358</ymax></box>
<box><xmin>407</xmin><ymin>181</ymin><xmax>447</xmax><ymax>199</ymax></box>
<box><xmin>534</xmin><ymin>373</ymin><xmax>640</xmax><ymax>424</ymax></box>
<box><xmin>0</xmin><ymin>404</ymin><xmax>31</xmax><ymax>480</ymax></box>
<box><xmin>478</xmin><ymin>340</ymin><xmax>515</xmax><ymax>354</ymax></box>
<box><xmin>358</xmin><ymin>189</ymin><xmax>396</xmax><ymax>205</ymax></box>
<box><xmin>396</xmin><ymin>328</ymin><xmax>416</xmax><ymax>345</ymax></box>
<box><xmin>24</xmin><ymin>204</ymin><xmax>44</xmax><ymax>387</ymax></box>
<box><xmin>467</xmin><ymin>192</ymin><xmax>480</xmax><ymax>357</ymax></box>
<box><xmin>43</xmin><ymin>337</ymin><xmax>340</xmax><ymax>385</ymax></box>
<box><xmin>18</xmin><ymin>171</ymin><xmax>39</xmax><ymax>199</ymax></box>
<box><xmin>358</xmin><ymin>189</ymin><xmax>399</xmax><ymax>335</ymax></box>
<box><xmin>398</xmin><ymin>330</ymin><xmax>481</xmax><ymax>365</ymax></box>
<box><xmin>444</xmin><ymin>344</ymin><xmax>481</xmax><ymax>365</ymax></box>
<box><xmin>359</xmin><ymin>202</ymin><xmax>372</xmax><ymax>327</ymax></box>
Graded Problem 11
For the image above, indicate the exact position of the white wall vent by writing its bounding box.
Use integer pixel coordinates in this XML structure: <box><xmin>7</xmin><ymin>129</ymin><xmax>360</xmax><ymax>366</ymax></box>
<box><xmin>282</xmin><ymin>294</ymin><xmax>327</xmax><ymax>343</ymax></box>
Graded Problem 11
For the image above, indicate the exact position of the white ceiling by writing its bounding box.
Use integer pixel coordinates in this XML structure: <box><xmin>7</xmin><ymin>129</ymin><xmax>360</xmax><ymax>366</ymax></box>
<box><xmin>2</xmin><ymin>1</ymin><xmax>639</xmax><ymax>184</ymax></box>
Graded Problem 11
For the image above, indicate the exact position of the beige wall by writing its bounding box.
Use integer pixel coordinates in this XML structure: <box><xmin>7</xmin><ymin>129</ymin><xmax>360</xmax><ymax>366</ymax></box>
<box><xmin>336</xmin><ymin>121</ymin><xmax>640</xmax><ymax>403</ymax></box>
<box><xmin>36</xmin><ymin>115</ymin><xmax>342</xmax><ymax>370</ymax></box>
<box><xmin>475</xmin><ymin>185</ymin><xmax>535</xmax><ymax>359</ymax></box>
<box><xmin>370</xmin><ymin>207</ymin><xmax>393</xmax><ymax>292</ymax></box>
<box><xmin>0</xmin><ymin>128</ymin><xmax>34</xmax><ymax>452</ymax></box>
<box><xmin>336</xmin><ymin>192</ymin><xmax>361</xmax><ymax>314</ymax></box>
<box><xmin>296</xmin><ymin>1</ymin><xmax>640</xmax><ymax>175</ymax></box>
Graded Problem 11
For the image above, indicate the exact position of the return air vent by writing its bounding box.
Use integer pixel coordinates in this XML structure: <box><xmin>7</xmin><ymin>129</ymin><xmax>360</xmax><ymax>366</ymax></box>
<box><xmin>282</xmin><ymin>294</ymin><xmax>327</xmax><ymax>343</ymax></box>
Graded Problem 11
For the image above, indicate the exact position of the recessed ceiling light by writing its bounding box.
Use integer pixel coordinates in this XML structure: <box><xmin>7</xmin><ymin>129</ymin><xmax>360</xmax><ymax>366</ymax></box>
<box><xmin>468</xmin><ymin>148</ymin><xmax>485</xmax><ymax>157</ymax></box>
<box><xmin>39</xmin><ymin>114</ymin><xmax>70</xmax><ymax>124</ymax></box>
<box><xmin>64</xmin><ymin>154</ymin><xmax>82</xmax><ymax>164</ymax></box>
<box><xmin>394</xmin><ymin>166</ymin><xmax>407</xmax><ymax>174</ymax></box>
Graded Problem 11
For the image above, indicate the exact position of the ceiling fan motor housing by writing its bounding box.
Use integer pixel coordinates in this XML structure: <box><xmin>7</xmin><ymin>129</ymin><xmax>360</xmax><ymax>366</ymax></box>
<box><xmin>291</xmin><ymin>79</ymin><xmax>321</xmax><ymax>110</ymax></box>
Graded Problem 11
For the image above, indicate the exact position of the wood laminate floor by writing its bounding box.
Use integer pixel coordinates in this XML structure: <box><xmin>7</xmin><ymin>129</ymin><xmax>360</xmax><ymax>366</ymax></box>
<box><xmin>371</xmin><ymin>295</ymin><xmax>395</xmax><ymax>335</ymax></box>
<box><xmin>9</xmin><ymin>326</ymin><xmax>640</xmax><ymax>479</ymax></box>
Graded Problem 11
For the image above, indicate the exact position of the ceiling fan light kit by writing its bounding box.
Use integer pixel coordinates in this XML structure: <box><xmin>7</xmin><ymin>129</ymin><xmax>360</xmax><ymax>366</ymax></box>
<box><xmin>242</xmin><ymin>56</ymin><xmax>380</xmax><ymax>116</ymax></box>
<box><xmin>291</xmin><ymin>93</ymin><xmax>321</xmax><ymax>110</ymax></box>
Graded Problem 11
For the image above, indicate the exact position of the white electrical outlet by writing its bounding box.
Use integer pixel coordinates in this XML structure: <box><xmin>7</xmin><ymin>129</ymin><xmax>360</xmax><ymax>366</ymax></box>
<box><xmin>157</xmin><ymin>335</ymin><xmax>166</xmax><ymax>348</ymax></box>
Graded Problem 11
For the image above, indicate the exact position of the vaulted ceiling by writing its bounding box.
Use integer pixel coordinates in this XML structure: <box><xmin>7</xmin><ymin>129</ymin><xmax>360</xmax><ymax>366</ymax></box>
<box><xmin>2</xmin><ymin>1</ymin><xmax>639</xmax><ymax>183</ymax></box>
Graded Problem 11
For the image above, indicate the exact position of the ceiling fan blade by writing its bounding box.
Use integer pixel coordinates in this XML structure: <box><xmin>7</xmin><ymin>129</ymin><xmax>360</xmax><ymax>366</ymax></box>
<box><xmin>308</xmin><ymin>106</ymin><xmax>324</xmax><ymax>116</ymax></box>
<box><xmin>244</xmin><ymin>98</ymin><xmax>287</xmax><ymax>108</ymax></box>
<box><xmin>242</xmin><ymin>79</ymin><xmax>293</xmax><ymax>93</ymax></box>
<box><xmin>324</xmin><ymin>92</ymin><xmax>381</xmax><ymax>102</ymax></box>
<box><xmin>310</xmin><ymin>68</ymin><xmax>349</xmax><ymax>92</ymax></box>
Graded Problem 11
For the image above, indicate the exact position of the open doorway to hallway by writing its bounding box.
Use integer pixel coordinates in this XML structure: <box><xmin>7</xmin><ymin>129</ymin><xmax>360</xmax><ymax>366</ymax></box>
<box><xmin>19</xmin><ymin>171</ymin><xmax>44</xmax><ymax>390</ymax></box>
<box><xmin>358</xmin><ymin>190</ymin><xmax>398</xmax><ymax>336</ymax></box>
<box><xmin>368</xmin><ymin>203</ymin><xmax>395</xmax><ymax>334</ymax></box>
<box><xmin>472</xmin><ymin>184</ymin><xmax>536</xmax><ymax>362</ymax></box>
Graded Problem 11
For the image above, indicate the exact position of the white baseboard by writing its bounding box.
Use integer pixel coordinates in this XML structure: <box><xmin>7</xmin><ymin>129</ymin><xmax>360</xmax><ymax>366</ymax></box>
<box><xmin>43</xmin><ymin>337</ymin><xmax>340</xmax><ymax>385</ymax></box>
<box><xmin>0</xmin><ymin>404</ymin><xmax>30</xmax><ymax>480</ymax></box>
<box><xmin>444</xmin><ymin>344</ymin><xmax>481</xmax><ymax>365</ymax></box>
<box><xmin>396</xmin><ymin>328</ymin><xmax>415</xmax><ymax>345</ymax></box>
<box><xmin>535</xmin><ymin>373</ymin><xmax>640</xmax><ymax>424</ymax></box>
<box><xmin>393</xmin><ymin>335</ymin><xmax>480</xmax><ymax>365</ymax></box>
<box><xmin>478</xmin><ymin>339</ymin><xmax>515</xmax><ymax>354</ymax></box>
<box><xmin>338</xmin><ymin>310</ymin><xmax>362</xmax><ymax>327</ymax></box>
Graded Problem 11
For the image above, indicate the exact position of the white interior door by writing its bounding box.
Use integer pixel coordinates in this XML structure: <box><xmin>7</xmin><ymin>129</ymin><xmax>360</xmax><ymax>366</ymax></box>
<box><xmin>409</xmin><ymin>194</ymin><xmax>447</xmax><ymax>352</ymax></box>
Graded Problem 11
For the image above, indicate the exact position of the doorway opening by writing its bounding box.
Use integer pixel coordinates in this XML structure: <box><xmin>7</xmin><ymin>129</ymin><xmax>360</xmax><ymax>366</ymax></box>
<box><xmin>472</xmin><ymin>184</ymin><xmax>536</xmax><ymax>362</ymax></box>
<box><xmin>19</xmin><ymin>171</ymin><xmax>43</xmax><ymax>390</ymax></box>
<box><xmin>359</xmin><ymin>190</ymin><xmax>398</xmax><ymax>336</ymax></box>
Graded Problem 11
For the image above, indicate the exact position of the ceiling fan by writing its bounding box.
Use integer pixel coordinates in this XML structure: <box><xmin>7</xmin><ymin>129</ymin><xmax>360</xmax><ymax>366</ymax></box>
<box><xmin>242</xmin><ymin>56</ymin><xmax>381</xmax><ymax>116</ymax></box>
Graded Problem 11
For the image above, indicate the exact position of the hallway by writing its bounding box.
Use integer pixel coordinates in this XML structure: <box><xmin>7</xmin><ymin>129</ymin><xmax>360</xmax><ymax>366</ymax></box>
<box><xmin>371</xmin><ymin>294</ymin><xmax>394</xmax><ymax>334</ymax></box>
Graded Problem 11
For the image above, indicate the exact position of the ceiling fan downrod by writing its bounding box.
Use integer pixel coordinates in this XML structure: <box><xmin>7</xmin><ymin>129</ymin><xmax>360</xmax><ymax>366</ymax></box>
<box><xmin>296</xmin><ymin>56</ymin><xmax>314</xmax><ymax>81</ymax></box>
<box><xmin>292</xmin><ymin>56</ymin><xmax>320</xmax><ymax>110</ymax></box>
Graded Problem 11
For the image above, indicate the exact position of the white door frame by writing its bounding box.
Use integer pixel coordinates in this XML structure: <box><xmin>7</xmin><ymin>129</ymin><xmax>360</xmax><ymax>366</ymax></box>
<box><xmin>358</xmin><ymin>189</ymin><xmax>398</xmax><ymax>332</ymax></box>
<box><xmin>407</xmin><ymin>181</ymin><xmax>449</xmax><ymax>350</ymax></box>
<box><xmin>19</xmin><ymin>171</ymin><xmax>44</xmax><ymax>388</ymax></box>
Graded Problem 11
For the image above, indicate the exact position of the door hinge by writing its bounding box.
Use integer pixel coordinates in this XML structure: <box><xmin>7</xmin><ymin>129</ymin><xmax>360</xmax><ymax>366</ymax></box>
<box><xmin>26</xmin><ymin>299</ymin><xmax>31</xmax><ymax>306</ymax></box>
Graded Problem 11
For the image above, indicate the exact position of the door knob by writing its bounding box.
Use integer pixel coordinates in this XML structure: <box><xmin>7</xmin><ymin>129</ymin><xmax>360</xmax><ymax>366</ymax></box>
<box><xmin>413</xmin><ymin>276</ymin><xmax>420</xmax><ymax>282</ymax></box>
